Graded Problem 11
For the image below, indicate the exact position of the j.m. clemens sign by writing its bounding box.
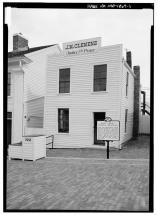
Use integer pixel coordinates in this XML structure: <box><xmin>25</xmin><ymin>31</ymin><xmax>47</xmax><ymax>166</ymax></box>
<box><xmin>63</xmin><ymin>37</ymin><xmax>101</xmax><ymax>55</ymax></box>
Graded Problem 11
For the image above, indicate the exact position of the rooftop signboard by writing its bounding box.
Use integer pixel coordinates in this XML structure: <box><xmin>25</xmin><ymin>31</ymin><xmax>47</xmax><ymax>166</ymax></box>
<box><xmin>63</xmin><ymin>37</ymin><xmax>101</xmax><ymax>56</ymax></box>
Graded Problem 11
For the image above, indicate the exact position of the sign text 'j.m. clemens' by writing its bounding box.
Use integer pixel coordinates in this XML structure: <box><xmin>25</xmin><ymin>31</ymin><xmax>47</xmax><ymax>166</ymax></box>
<box><xmin>63</xmin><ymin>37</ymin><xmax>101</xmax><ymax>55</ymax></box>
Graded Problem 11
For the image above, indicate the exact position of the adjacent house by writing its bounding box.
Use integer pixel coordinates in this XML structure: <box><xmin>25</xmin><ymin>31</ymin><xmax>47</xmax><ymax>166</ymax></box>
<box><xmin>7</xmin><ymin>33</ymin><xmax>61</xmax><ymax>146</ymax></box>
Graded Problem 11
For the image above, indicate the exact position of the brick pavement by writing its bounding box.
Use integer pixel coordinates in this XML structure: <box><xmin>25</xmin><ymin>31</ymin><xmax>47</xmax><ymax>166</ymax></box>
<box><xmin>6</xmin><ymin>158</ymin><xmax>149</xmax><ymax>211</ymax></box>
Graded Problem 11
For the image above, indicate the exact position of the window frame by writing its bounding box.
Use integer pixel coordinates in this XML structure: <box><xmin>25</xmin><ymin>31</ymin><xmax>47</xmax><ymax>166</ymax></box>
<box><xmin>58</xmin><ymin>108</ymin><xmax>69</xmax><ymax>133</ymax></box>
<box><xmin>59</xmin><ymin>68</ymin><xmax>70</xmax><ymax>94</ymax></box>
<box><xmin>93</xmin><ymin>64</ymin><xmax>107</xmax><ymax>92</ymax></box>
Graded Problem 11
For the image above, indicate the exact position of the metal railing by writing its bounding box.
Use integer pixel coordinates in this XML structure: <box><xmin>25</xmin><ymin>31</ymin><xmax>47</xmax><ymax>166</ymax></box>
<box><xmin>141</xmin><ymin>91</ymin><xmax>150</xmax><ymax>115</ymax></box>
<box><xmin>46</xmin><ymin>135</ymin><xmax>54</xmax><ymax>149</ymax></box>
<box><xmin>141</xmin><ymin>103</ymin><xmax>150</xmax><ymax>115</ymax></box>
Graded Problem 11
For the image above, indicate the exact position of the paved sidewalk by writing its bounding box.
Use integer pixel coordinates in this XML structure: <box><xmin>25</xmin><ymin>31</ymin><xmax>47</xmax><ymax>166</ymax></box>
<box><xmin>7</xmin><ymin>158</ymin><xmax>149</xmax><ymax>211</ymax></box>
<box><xmin>47</xmin><ymin>136</ymin><xmax>150</xmax><ymax>159</ymax></box>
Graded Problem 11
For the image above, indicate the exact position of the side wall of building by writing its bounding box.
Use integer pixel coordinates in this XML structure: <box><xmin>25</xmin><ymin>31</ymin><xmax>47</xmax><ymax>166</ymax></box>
<box><xmin>24</xmin><ymin>45</ymin><xmax>61</xmax><ymax>101</ymax></box>
<box><xmin>44</xmin><ymin>45</ymin><xmax>123</xmax><ymax>148</ymax></box>
<box><xmin>120</xmin><ymin>62</ymin><xmax>134</xmax><ymax>146</ymax></box>
<box><xmin>23</xmin><ymin>46</ymin><xmax>61</xmax><ymax>135</ymax></box>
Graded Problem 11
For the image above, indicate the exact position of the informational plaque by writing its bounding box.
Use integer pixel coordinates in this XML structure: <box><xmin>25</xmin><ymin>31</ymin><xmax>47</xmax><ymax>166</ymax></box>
<box><xmin>97</xmin><ymin>121</ymin><xmax>120</xmax><ymax>141</ymax></box>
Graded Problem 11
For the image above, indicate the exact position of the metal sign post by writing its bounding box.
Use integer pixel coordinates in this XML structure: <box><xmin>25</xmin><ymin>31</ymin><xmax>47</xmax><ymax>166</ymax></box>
<box><xmin>104</xmin><ymin>117</ymin><xmax>112</xmax><ymax>159</ymax></box>
<box><xmin>106</xmin><ymin>140</ymin><xmax>110</xmax><ymax>159</ymax></box>
<box><xmin>97</xmin><ymin>117</ymin><xmax>120</xmax><ymax>159</ymax></box>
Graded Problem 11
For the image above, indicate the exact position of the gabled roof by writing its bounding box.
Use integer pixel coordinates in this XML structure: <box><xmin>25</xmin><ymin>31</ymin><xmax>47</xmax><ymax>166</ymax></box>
<box><xmin>8</xmin><ymin>44</ymin><xmax>56</xmax><ymax>58</ymax></box>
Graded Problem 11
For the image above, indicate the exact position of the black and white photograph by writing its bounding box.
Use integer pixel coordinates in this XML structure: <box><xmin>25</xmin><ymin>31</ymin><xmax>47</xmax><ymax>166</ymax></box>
<box><xmin>3</xmin><ymin>2</ymin><xmax>154</xmax><ymax>212</ymax></box>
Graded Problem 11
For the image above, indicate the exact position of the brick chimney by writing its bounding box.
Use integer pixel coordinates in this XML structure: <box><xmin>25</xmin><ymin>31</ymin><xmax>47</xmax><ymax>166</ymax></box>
<box><xmin>126</xmin><ymin>51</ymin><xmax>132</xmax><ymax>68</ymax></box>
<box><xmin>133</xmin><ymin>65</ymin><xmax>140</xmax><ymax>138</ymax></box>
<box><xmin>13</xmin><ymin>33</ymin><xmax>28</xmax><ymax>52</ymax></box>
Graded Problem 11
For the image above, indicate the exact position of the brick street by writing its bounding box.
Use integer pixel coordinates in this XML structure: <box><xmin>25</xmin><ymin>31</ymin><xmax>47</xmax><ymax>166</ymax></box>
<box><xmin>7</xmin><ymin>157</ymin><xmax>149</xmax><ymax>211</ymax></box>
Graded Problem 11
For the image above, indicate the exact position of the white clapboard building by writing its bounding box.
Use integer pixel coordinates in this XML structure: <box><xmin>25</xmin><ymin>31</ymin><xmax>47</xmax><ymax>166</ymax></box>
<box><xmin>7</xmin><ymin>33</ymin><xmax>61</xmax><ymax>146</ymax></box>
<box><xmin>44</xmin><ymin>37</ymin><xmax>140</xmax><ymax>149</ymax></box>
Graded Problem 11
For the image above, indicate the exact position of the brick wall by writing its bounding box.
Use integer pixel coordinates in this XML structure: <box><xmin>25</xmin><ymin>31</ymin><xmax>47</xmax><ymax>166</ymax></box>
<box><xmin>13</xmin><ymin>34</ymin><xmax>28</xmax><ymax>52</ymax></box>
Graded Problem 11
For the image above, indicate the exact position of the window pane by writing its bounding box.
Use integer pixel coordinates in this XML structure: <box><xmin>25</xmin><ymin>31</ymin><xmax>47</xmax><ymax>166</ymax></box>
<box><xmin>59</xmin><ymin>82</ymin><xmax>70</xmax><ymax>93</ymax></box>
<box><xmin>94</xmin><ymin>78</ymin><xmax>106</xmax><ymax>91</ymax></box>
<box><xmin>94</xmin><ymin>64</ymin><xmax>107</xmax><ymax>92</ymax></box>
<box><xmin>58</xmin><ymin>109</ymin><xmax>69</xmax><ymax>133</ymax></box>
<box><xmin>94</xmin><ymin>64</ymin><xmax>107</xmax><ymax>73</ymax></box>
<box><xmin>7</xmin><ymin>112</ymin><xmax>12</xmax><ymax>119</ymax></box>
<box><xmin>59</xmin><ymin>68</ymin><xmax>70</xmax><ymax>93</ymax></box>
<box><xmin>94</xmin><ymin>71</ymin><xmax>106</xmax><ymax>79</ymax></box>
<box><xmin>59</xmin><ymin>68</ymin><xmax>70</xmax><ymax>81</ymax></box>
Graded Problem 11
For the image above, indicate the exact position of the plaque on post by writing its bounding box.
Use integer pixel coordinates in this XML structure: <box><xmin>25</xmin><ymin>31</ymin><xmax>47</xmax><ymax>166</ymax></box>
<box><xmin>97</xmin><ymin>117</ymin><xmax>120</xmax><ymax>159</ymax></box>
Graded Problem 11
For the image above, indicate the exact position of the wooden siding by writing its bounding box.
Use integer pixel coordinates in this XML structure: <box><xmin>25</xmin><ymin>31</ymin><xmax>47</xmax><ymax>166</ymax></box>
<box><xmin>120</xmin><ymin>62</ymin><xmax>134</xmax><ymax>145</ymax></box>
<box><xmin>44</xmin><ymin>45</ymin><xmax>123</xmax><ymax>148</ymax></box>
<box><xmin>7</xmin><ymin>72</ymin><xmax>13</xmax><ymax>111</ymax></box>
<box><xmin>25</xmin><ymin>97</ymin><xmax>44</xmax><ymax>128</ymax></box>
<box><xmin>24</xmin><ymin>45</ymin><xmax>61</xmax><ymax>101</ymax></box>
<box><xmin>12</xmin><ymin>71</ymin><xmax>24</xmax><ymax>143</ymax></box>
<box><xmin>24</xmin><ymin>128</ymin><xmax>44</xmax><ymax>136</ymax></box>
<box><xmin>22</xmin><ymin>46</ymin><xmax>61</xmax><ymax>135</ymax></box>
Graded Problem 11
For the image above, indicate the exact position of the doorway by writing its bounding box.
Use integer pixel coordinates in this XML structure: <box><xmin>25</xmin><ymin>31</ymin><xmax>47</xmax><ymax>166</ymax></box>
<box><xmin>94</xmin><ymin>112</ymin><xmax>106</xmax><ymax>145</ymax></box>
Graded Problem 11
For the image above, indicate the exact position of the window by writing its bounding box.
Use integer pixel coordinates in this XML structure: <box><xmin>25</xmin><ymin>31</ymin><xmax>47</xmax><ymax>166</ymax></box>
<box><xmin>126</xmin><ymin>72</ymin><xmax>129</xmax><ymax>96</ymax></box>
<box><xmin>8</xmin><ymin>73</ymin><xmax>11</xmax><ymax>96</ymax></box>
<box><xmin>58</xmin><ymin>109</ymin><xmax>69</xmax><ymax>133</ymax></box>
<box><xmin>7</xmin><ymin>112</ymin><xmax>12</xmax><ymax>120</ymax></box>
<box><xmin>93</xmin><ymin>64</ymin><xmax>107</xmax><ymax>92</ymax></box>
<box><xmin>125</xmin><ymin>109</ymin><xmax>128</xmax><ymax>133</ymax></box>
<box><xmin>59</xmin><ymin>68</ymin><xmax>70</xmax><ymax>93</ymax></box>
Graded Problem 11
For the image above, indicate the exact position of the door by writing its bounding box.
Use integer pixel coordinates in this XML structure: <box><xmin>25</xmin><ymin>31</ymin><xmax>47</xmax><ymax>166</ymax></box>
<box><xmin>94</xmin><ymin>112</ymin><xmax>106</xmax><ymax>145</ymax></box>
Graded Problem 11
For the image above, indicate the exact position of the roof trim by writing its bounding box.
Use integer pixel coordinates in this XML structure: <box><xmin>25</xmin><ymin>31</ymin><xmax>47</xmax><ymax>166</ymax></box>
<box><xmin>123</xmin><ymin>59</ymin><xmax>135</xmax><ymax>78</ymax></box>
<box><xmin>8</xmin><ymin>44</ymin><xmax>56</xmax><ymax>58</ymax></box>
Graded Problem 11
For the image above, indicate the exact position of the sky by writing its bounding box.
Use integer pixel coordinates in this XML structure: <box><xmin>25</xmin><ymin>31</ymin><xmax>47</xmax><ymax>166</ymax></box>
<box><xmin>7</xmin><ymin>8</ymin><xmax>153</xmax><ymax>89</ymax></box>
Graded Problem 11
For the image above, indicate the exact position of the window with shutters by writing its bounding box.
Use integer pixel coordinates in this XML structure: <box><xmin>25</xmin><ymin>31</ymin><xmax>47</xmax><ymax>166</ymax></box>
<box><xmin>58</xmin><ymin>108</ymin><xmax>69</xmax><ymax>133</ymax></box>
<box><xmin>93</xmin><ymin>64</ymin><xmax>107</xmax><ymax>92</ymax></box>
<box><xmin>59</xmin><ymin>68</ymin><xmax>70</xmax><ymax>93</ymax></box>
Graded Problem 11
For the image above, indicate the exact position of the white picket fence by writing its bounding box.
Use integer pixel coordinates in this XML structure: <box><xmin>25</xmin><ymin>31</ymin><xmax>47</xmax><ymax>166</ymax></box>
<box><xmin>139</xmin><ymin>114</ymin><xmax>150</xmax><ymax>135</ymax></box>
